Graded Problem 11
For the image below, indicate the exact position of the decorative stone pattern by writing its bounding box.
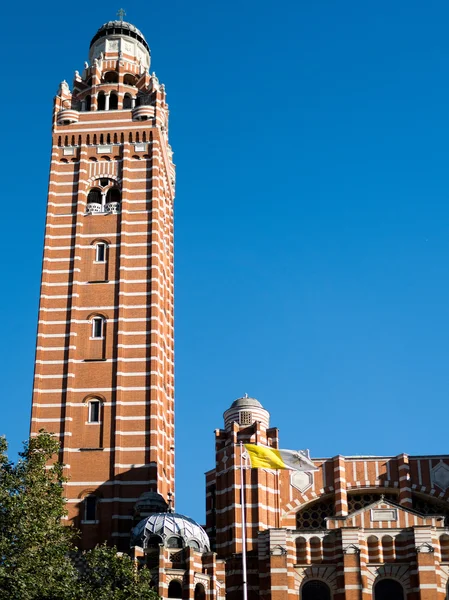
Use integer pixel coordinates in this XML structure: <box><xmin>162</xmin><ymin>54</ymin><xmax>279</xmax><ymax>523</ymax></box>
<box><xmin>432</xmin><ymin>461</ymin><xmax>449</xmax><ymax>491</ymax></box>
<box><xmin>291</xmin><ymin>470</ymin><xmax>313</xmax><ymax>494</ymax></box>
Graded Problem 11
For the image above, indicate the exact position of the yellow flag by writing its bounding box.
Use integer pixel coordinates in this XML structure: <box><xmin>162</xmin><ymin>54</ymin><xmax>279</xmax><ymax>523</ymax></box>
<box><xmin>244</xmin><ymin>444</ymin><xmax>317</xmax><ymax>471</ymax></box>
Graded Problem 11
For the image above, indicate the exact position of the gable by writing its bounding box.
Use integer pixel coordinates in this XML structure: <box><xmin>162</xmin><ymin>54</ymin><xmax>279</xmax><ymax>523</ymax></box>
<box><xmin>326</xmin><ymin>499</ymin><xmax>443</xmax><ymax>530</ymax></box>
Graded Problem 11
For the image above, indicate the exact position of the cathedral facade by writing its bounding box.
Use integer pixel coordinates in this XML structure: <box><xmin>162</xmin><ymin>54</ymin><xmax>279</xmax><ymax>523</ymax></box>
<box><xmin>29</xmin><ymin>15</ymin><xmax>449</xmax><ymax>600</ymax></box>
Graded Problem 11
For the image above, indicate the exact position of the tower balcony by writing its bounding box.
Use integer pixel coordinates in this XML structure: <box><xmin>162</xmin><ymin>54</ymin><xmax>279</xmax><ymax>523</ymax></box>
<box><xmin>57</xmin><ymin>109</ymin><xmax>80</xmax><ymax>125</ymax></box>
<box><xmin>86</xmin><ymin>202</ymin><xmax>120</xmax><ymax>215</ymax></box>
<box><xmin>132</xmin><ymin>105</ymin><xmax>155</xmax><ymax>121</ymax></box>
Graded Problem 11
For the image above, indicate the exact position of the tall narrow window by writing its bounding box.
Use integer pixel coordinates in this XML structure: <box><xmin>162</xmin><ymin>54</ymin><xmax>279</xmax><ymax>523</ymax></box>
<box><xmin>88</xmin><ymin>400</ymin><xmax>100</xmax><ymax>423</ymax></box>
<box><xmin>91</xmin><ymin>317</ymin><xmax>104</xmax><ymax>339</ymax></box>
<box><xmin>84</xmin><ymin>496</ymin><xmax>97</xmax><ymax>521</ymax></box>
<box><xmin>95</xmin><ymin>243</ymin><xmax>106</xmax><ymax>263</ymax></box>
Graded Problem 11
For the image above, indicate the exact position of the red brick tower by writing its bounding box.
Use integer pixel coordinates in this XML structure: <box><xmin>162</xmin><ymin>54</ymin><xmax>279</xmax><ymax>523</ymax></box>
<box><xmin>30</xmin><ymin>17</ymin><xmax>175</xmax><ymax>549</ymax></box>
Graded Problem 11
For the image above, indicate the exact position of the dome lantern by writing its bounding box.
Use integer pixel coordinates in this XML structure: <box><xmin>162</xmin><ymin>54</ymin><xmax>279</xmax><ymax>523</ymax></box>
<box><xmin>223</xmin><ymin>394</ymin><xmax>270</xmax><ymax>430</ymax></box>
<box><xmin>89</xmin><ymin>19</ymin><xmax>151</xmax><ymax>71</ymax></box>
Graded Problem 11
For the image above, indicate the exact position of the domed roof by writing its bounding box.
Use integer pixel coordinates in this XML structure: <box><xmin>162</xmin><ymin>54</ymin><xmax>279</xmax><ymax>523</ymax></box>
<box><xmin>230</xmin><ymin>396</ymin><xmax>263</xmax><ymax>409</ymax></box>
<box><xmin>90</xmin><ymin>20</ymin><xmax>150</xmax><ymax>53</ymax></box>
<box><xmin>134</xmin><ymin>491</ymin><xmax>168</xmax><ymax>514</ymax></box>
<box><xmin>131</xmin><ymin>512</ymin><xmax>210</xmax><ymax>553</ymax></box>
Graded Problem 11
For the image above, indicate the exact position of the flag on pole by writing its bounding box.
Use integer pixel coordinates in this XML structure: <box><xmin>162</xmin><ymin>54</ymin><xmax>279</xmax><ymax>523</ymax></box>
<box><xmin>244</xmin><ymin>444</ymin><xmax>318</xmax><ymax>471</ymax></box>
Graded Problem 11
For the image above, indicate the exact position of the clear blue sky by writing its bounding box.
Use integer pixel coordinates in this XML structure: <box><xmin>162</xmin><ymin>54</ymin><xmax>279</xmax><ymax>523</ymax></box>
<box><xmin>1</xmin><ymin>0</ymin><xmax>449</xmax><ymax>522</ymax></box>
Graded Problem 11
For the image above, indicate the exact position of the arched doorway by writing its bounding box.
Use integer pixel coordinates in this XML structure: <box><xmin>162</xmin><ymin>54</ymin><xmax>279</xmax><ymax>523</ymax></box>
<box><xmin>301</xmin><ymin>580</ymin><xmax>331</xmax><ymax>600</ymax></box>
<box><xmin>374</xmin><ymin>579</ymin><xmax>404</xmax><ymax>600</ymax></box>
<box><xmin>168</xmin><ymin>579</ymin><xmax>183</xmax><ymax>598</ymax></box>
<box><xmin>194</xmin><ymin>583</ymin><xmax>206</xmax><ymax>600</ymax></box>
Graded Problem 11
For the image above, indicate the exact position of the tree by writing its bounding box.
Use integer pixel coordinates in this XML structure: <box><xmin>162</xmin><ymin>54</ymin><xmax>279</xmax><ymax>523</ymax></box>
<box><xmin>0</xmin><ymin>432</ymin><xmax>159</xmax><ymax>600</ymax></box>
<box><xmin>0</xmin><ymin>431</ymin><xmax>77</xmax><ymax>600</ymax></box>
<box><xmin>77</xmin><ymin>544</ymin><xmax>158</xmax><ymax>600</ymax></box>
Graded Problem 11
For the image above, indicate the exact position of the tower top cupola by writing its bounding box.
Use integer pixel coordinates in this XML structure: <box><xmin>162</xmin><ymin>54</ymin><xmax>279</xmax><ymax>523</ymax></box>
<box><xmin>223</xmin><ymin>394</ymin><xmax>270</xmax><ymax>431</ymax></box>
<box><xmin>89</xmin><ymin>16</ymin><xmax>151</xmax><ymax>71</ymax></box>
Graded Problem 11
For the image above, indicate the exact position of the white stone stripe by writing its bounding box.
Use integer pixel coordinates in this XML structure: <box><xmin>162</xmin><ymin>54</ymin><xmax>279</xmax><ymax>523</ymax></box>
<box><xmin>33</xmin><ymin>387</ymin><xmax>155</xmax><ymax>393</ymax></box>
<box><xmin>33</xmin><ymin>400</ymin><xmax>170</xmax><ymax>407</ymax></box>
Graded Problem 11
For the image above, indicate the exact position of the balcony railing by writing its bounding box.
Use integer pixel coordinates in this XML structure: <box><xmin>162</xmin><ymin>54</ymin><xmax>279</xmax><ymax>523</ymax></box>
<box><xmin>86</xmin><ymin>202</ymin><xmax>120</xmax><ymax>215</ymax></box>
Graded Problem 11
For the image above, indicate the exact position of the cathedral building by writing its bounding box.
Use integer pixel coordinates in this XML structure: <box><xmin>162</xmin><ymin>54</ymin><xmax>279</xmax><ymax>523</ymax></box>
<box><xmin>29</xmin><ymin>14</ymin><xmax>449</xmax><ymax>600</ymax></box>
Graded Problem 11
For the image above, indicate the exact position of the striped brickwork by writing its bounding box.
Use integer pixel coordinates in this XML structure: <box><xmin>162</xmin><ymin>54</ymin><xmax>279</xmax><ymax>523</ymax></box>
<box><xmin>30</xmin><ymin>24</ymin><xmax>175</xmax><ymax>549</ymax></box>
<box><xmin>207</xmin><ymin>401</ymin><xmax>449</xmax><ymax>598</ymax></box>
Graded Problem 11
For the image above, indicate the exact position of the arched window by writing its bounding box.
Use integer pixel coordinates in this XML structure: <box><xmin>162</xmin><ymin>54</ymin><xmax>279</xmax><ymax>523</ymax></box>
<box><xmin>87</xmin><ymin>188</ymin><xmax>101</xmax><ymax>204</ymax></box>
<box><xmin>94</xmin><ymin>242</ymin><xmax>107</xmax><ymax>263</ymax></box>
<box><xmin>103</xmin><ymin>71</ymin><xmax>118</xmax><ymax>83</ymax></box>
<box><xmin>97</xmin><ymin>91</ymin><xmax>106</xmax><ymax>111</ymax></box>
<box><xmin>146</xmin><ymin>535</ymin><xmax>162</xmax><ymax>549</ymax></box>
<box><xmin>187</xmin><ymin>539</ymin><xmax>200</xmax><ymax>550</ymax></box>
<box><xmin>84</xmin><ymin>495</ymin><xmax>97</xmax><ymax>522</ymax></box>
<box><xmin>88</xmin><ymin>399</ymin><xmax>100</xmax><ymax>423</ymax></box>
<box><xmin>123</xmin><ymin>73</ymin><xmax>137</xmax><ymax>86</ymax></box>
<box><xmin>374</xmin><ymin>579</ymin><xmax>404</xmax><ymax>600</ymax></box>
<box><xmin>91</xmin><ymin>316</ymin><xmax>104</xmax><ymax>339</ymax></box>
<box><xmin>109</xmin><ymin>92</ymin><xmax>118</xmax><ymax>110</ymax></box>
<box><xmin>106</xmin><ymin>188</ymin><xmax>121</xmax><ymax>204</ymax></box>
<box><xmin>194</xmin><ymin>583</ymin><xmax>206</xmax><ymax>600</ymax></box>
<box><xmin>123</xmin><ymin>93</ymin><xmax>132</xmax><ymax>109</ymax></box>
<box><xmin>168</xmin><ymin>580</ymin><xmax>182</xmax><ymax>598</ymax></box>
<box><xmin>166</xmin><ymin>536</ymin><xmax>183</xmax><ymax>548</ymax></box>
<box><xmin>301</xmin><ymin>580</ymin><xmax>331</xmax><ymax>600</ymax></box>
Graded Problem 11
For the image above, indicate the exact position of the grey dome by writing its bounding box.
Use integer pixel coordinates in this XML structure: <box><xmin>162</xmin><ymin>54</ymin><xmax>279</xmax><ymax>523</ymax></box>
<box><xmin>131</xmin><ymin>512</ymin><xmax>210</xmax><ymax>552</ymax></box>
<box><xmin>90</xmin><ymin>21</ymin><xmax>150</xmax><ymax>53</ymax></box>
<box><xmin>230</xmin><ymin>396</ymin><xmax>263</xmax><ymax>409</ymax></box>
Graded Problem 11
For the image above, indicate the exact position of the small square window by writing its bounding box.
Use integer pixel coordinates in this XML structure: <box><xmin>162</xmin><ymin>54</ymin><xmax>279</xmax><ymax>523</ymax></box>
<box><xmin>239</xmin><ymin>411</ymin><xmax>252</xmax><ymax>425</ymax></box>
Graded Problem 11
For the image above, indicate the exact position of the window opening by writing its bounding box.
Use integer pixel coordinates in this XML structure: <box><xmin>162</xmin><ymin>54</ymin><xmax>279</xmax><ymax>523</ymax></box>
<box><xmin>92</xmin><ymin>317</ymin><xmax>103</xmax><ymax>339</ymax></box>
<box><xmin>239</xmin><ymin>411</ymin><xmax>252</xmax><ymax>425</ymax></box>
<box><xmin>109</xmin><ymin>92</ymin><xmax>118</xmax><ymax>110</ymax></box>
<box><xmin>97</xmin><ymin>92</ymin><xmax>106</xmax><ymax>111</ymax></box>
<box><xmin>95</xmin><ymin>243</ymin><xmax>106</xmax><ymax>263</ymax></box>
<box><xmin>84</xmin><ymin>496</ymin><xmax>97</xmax><ymax>521</ymax></box>
<box><xmin>88</xmin><ymin>400</ymin><xmax>100</xmax><ymax>423</ymax></box>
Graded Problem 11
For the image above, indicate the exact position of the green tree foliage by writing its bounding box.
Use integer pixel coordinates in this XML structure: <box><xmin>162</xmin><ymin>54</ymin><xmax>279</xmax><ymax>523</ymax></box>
<box><xmin>0</xmin><ymin>432</ymin><xmax>159</xmax><ymax>600</ymax></box>
<box><xmin>78</xmin><ymin>544</ymin><xmax>158</xmax><ymax>600</ymax></box>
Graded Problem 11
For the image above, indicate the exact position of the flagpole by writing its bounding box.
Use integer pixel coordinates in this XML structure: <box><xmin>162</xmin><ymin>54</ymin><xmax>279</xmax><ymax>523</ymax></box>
<box><xmin>240</xmin><ymin>441</ymin><xmax>248</xmax><ymax>600</ymax></box>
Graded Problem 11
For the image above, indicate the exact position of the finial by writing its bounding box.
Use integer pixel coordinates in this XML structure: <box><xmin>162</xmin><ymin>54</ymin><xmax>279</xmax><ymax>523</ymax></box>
<box><xmin>117</xmin><ymin>8</ymin><xmax>126</xmax><ymax>22</ymax></box>
<box><xmin>244</xmin><ymin>393</ymin><xmax>248</xmax><ymax>398</ymax></box>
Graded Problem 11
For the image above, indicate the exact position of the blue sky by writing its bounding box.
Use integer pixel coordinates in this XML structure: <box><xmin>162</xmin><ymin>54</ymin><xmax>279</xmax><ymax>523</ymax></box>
<box><xmin>1</xmin><ymin>0</ymin><xmax>449</xmax><ymax>522</ymax></box>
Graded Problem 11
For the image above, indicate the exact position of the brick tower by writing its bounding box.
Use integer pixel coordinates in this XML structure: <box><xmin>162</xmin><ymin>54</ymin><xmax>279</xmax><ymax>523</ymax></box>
<box><xmin>30</xmin><ymin>17</ymin><xmax>175</xmax><ymax>549</ymax></box>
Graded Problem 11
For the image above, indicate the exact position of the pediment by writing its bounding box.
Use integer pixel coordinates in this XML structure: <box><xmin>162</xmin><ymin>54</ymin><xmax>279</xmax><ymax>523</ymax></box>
<box><xmin>326</xmin><ymin>498</ymin><xmax>444</xmax><ymax>530</ymax></box>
